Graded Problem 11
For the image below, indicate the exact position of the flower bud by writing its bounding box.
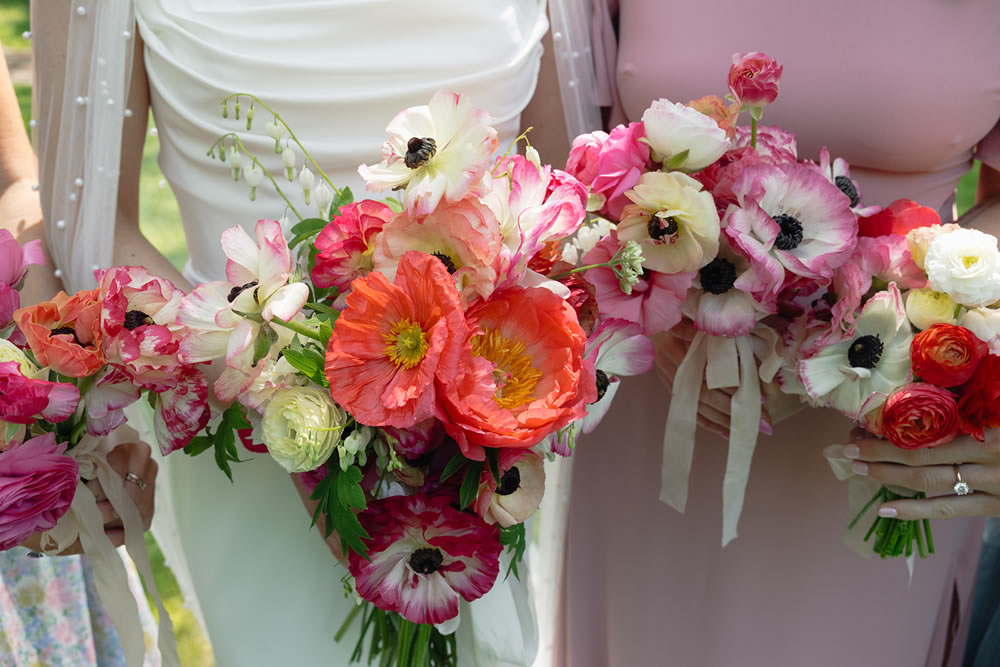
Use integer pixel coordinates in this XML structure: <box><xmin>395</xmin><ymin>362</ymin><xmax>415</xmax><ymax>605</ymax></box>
<box><xmin>299</xmin><ymin>166</ymin><xmax>315</xmax><ymax>205</ymax></box>
<box><xmin>246</xmin><ymin>103</ymin><xmax>255</xmax><ymax>130</ymax></box>
<box><xmin>315</xmin><ymin>182</ymin><xmax>333</xmax><ymax>217</ymax></box>
<box><xmin>228</xmin><ymin>146</ymin><xmax>243</xmax><ymax>181</ymax></box>
<box><xmin>905</xmin><ymin>288</ymin><xmax>957</xmax><ymax>330</ymax></box>
<box><xmin>244</xmin><ymin>162</ymin><xmax>263</xmax><ymax>201</ymax></box>
<box><xmin>728</xmin><ymin>51</ymin><xmax>783</xmax><ymax>113</ymax></box>
<box><xmin>266</xmin><ymin>120</ymin><xmax>286</xmax><ymax>153</ymax></box>
<box><xmin>281</xmin><ymin>147</ymin><xmax>296</xmax><ymax>181</ymax></box>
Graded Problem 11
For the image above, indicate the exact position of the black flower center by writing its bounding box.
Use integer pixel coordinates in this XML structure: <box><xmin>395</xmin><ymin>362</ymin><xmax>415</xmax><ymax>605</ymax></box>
<box><xmin>123</xmin><ymin>310</ymin><xmax>152</xmax><ymax>331</ymax></box>
<box><xmin>699</xmin><ymin>258</ymin><xmax>737</xmax><ymax>295</ymax></box>
<box><xmin>847</xmin><ymin>334</ymin><xmax>884</xmax><ymax>369</ymax></box>
<box><xmin>227</xmin><ymin>280</ymin><xmax>259</xmax><ymax>303</ymax></box>
<box><xmin>647</xmin><ymin>214</ymin><xmax>679</xmax><ymax>241</ymax></box>
<box><xmin>593</xmin><ymin>369</ymin><xmax>610</xmax><ymax>402</ymax></box>
<box><xmin>772</xmin><ymin>214</ymin><xmax>804</xmax><ymax>251</ymax></box>
<box><xmin>431</xmin><ymin>252</ymin><xmax>457</xmax><ymax>274</ymax></box>
<box><xmin>409</xmin><ymin>547</ymin><xmax>444</xmax><ymax>575</ymax></box>
<box><xmin>50</xmin><ymin>326</ymin><xmax>85</xmax><ymax>347</ymax></box>
<box><xmin>405</xmin><ymin>137</ymin><xmax>437</xmax><ymax>169</ymax></box>
<box><xmin>834</xmin><ymin>175</ymin><xmax>860</xmax><ymax>207</ymax></box>
<box><xmin>496</xmin><ymin>466</ymin><xmax>521</xmax><ymax>496</ymax></box>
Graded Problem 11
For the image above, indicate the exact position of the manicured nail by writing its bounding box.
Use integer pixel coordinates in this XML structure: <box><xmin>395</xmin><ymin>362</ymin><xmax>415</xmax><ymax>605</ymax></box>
<box><xmin>877</xmin><ymin>507</ymin><xmax>897</xmax><ymax>518</ymax></box>
<box><xmin>843</xmin><ymin>444</ymin><xmax>860</xmax><ymax>459</ymax></box>
<box><xmin>850</xmin><ymin>460</ymin><xmax>868</xmax><ymax>476</ymax></box>
<box><xmin>759</xmin><ymin>419</ymin><xmax>773</xmax><ymax>436</ymax></box>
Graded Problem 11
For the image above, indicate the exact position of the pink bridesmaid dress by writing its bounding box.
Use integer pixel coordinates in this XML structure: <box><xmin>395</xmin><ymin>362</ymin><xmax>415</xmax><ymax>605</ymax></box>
<box><xmin>557</xmin><ymin>1</ymin><xmax>1000</xmax><ymax>665</ymax></box>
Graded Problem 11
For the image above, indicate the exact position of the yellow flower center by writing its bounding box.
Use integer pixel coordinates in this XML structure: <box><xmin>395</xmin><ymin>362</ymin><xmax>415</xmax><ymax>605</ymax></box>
<box><xmin>384</xmin><ymin>319</ymin><xmax>429</xmax><ymax>369</ymax></box>
<box><xmin>962</xmin><ymin>255</ymin><xmax>981</xmax><ymax>270</ymax></box>
<box><xmin>471</xmin><ymin>328</ymin><xmax>543</xmax><ymax>410</ymax></box>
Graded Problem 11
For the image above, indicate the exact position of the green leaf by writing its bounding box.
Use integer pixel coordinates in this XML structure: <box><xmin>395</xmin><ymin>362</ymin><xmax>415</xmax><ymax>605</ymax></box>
<box><xmin>329</xmin><ymin>186</ymin><xmax>354</xmax><ymax>219</ymax></box>
<box><xmin>183</xmin><ymin>435</ymin><xmax>213</xmax><ymax>457</ymax></box>
<box><xmin>459</xmin><ymin>460</ymin><xmax>483</xmax><ymax>510</ymax></box>
<box><xmin>314</xmin><ymin>464</ymin><xmax>370</xmax><ymax>560</ymax></box>
<box><xmin>253</xmin><ymin>323</ymin><xmax>278</xmax><ymax>366</ymax></box>
<box><xmin>306</xmin><ymin>301</ymin><xmax>340</xmax><ymax>319</ymax></box>
<box><xmin>484</xmin><ymin>448</ymin><xmax>501</xmax><ymax>485</ymax></box>
<box><xmin>499</xmin><ymin>523</ymin><xmax>527</xmax><ymax>580</ymax></box>
<box><xmin>439</xmin><ymin>454</ymin><xmax>467</xmax><ymax>483</ymax></box>
<box><xmin>212</xmin><ymin>403</ymin><xmax>252</xmax><ymax>482</ymax></box>
<box><xmin>289</xmin><ymin>216</ymin><xmax>328</xmax><ymax>238</ymax></box>
<box><xmin>282</xmin><ymin>347</ymin><xmax>328</xmax><ymax>387</ymax></box>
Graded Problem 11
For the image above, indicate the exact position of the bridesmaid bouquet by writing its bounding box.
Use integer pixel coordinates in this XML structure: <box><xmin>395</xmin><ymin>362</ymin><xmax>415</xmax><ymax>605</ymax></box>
<box><xmin>0</xmin><ymin>231</ymin><xmax>192</xmax><ymax>663</ymax></box>
<box><xmin>560</xmin><ymin>52</ymin><xmax>1000</xmax><ymax>555</ymax></box>
<box><xmin>181</xmin><ymin>89</ymin><xmax>648</xmax><ymax>666</ymax></box>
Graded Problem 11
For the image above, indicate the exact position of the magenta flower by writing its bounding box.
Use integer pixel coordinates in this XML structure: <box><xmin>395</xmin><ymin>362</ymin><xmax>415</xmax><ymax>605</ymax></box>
<box><xmin>565</xmin><ymin>130</ymin><xmax>609</xmax><ymax>186</ymax></box>
<box><xmin>0</xmin><ymin>433</ymin><xmax>78</xmax><ymax>550</ymax></box>
<box><xmin>0</xmin><ymin>283</ymin><xmax>18</xmax><ymax>331</ymax></box>
<box><xmin>154</xmin><ymin>366</ymin><xmax>211</xmax><ymax>455</ymax></box>
<box><xmin>728</xmin><ymin>52</ymin><xmax>783</xmax><ymax>111</ymax></box>
<box><xmin>831</xmin><ymin>235</ymin><xmax>927</xmax><ymax>330</ymax></box>
<box><xmin>311</xmin><ymin>200</ymin><xmax>393</xmax><ymax>291</ymax></box>
<box><xmin>384</xmin><ymin>418</ymin><xmax>445</xmax><ymax>458</ymax></box>
<box><xmin>0</xmin><ymin>361</ymin><xmax>80</xmax><ymax>425</ymax></box>
<box><xmin>589</xmin><ymin>122</ymin><xmax>650</xmax><ymax>219</ymax></box>
<box><xmin>0</xmin><ymin>229</ymin><xmax>44</xmax><ymax>288</ymax></box>
<box><xmin>349</xmin><ymin>494</ymin><xmax>501</xmax><ymax>625</ymax></box>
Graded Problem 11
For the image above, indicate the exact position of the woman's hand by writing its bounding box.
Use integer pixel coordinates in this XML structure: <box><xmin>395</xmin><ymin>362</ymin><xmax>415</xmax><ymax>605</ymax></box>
<box><xmin>88</xmin><ymin>440</ymin><xmax>159</xmax><ymax>544</ymax></box>
<box><xmin>845</xmin><ymin>429</ymin><xmax>1000</xmax><ymax>519</ymax></box>
<box><xmin>653</xmin><ymin>320</ymin><xmax>771</xmax><ymax>437</ymax></box>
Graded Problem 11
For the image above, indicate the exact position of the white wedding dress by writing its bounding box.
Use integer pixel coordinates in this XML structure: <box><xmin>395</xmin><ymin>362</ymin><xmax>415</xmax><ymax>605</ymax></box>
<box><xmin>125</xmin><ymin>1</ymin><xmax>546</xmax><ymax>665</ymax></box>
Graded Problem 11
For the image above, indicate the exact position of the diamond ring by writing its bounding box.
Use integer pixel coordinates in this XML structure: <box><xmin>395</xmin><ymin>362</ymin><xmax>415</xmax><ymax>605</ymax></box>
<box><xmin>953</xmin><ymin>465</ymin><xmax>971</xmax><ymax>496</ymax></box>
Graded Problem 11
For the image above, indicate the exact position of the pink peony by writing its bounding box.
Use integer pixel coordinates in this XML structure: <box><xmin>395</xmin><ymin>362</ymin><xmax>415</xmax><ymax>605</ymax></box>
<box><xmin>583</xmin><ymin>233</ymin><xmax>693</xmax><ymax>336</ymax></box>
<box><xmin>0</xmin><ymin>433</ymin><xmax>78</xmax><ymax>551</ymax></box>
<box><xmin>728</xmin><ymin>51</ymin><xmax>783</xmax><ymax>110</ymax></box>
<box><xmin>692</xmin><ymin>146</ymin><xmax>764</xmax><ymax>215</ymax></box>
<box><xmin>0</xmin><ymin>361</ymin><xmax>80</xmax><ymax>425</ymax></box>
<box><xmin>590</xmin><ymin>122</ymin><xmax>650</xmax><ymax>219</ymax></box>
<box><xmin>565</xmin><ymin>130</ymin><xmax>609</xmax><ymax>186</ymax></box>
<box><xmin>349</xmin><ymin>494</ymin><xmax>501</xmax><ymax>625</ymax></box>
<box><xmin>311</xmin><ymin>200</ymin><xmax>393</xmax><ymax>291</ymax></box>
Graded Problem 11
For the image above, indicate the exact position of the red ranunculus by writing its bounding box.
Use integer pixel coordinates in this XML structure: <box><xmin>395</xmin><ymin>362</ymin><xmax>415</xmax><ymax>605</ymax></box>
<box><xmin>881</xmin><ymin>383</ymin><xmax>960</xmax><ymax>450</ymax></box>
<box><xmin>858</xmin><ymin>199</ymin><xmax>940</xmax><ymax>238</ymax></box>
<box><xmin>957</xmin><ymin>354</ymin><xmax>1000</xmax><ymax>441</ymax></box>
<box><xmin>911</xmin><ymin>324</ymin><xmax>987</xmax><ymax>387</ymax></box>
<box><xmin>727</xmin><ymin>52</ymin><xmax>782</xmax><ymax>109</ymax></box>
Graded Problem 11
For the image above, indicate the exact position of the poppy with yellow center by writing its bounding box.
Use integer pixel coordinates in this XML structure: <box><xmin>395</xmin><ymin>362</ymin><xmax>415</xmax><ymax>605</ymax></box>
<box><xmin>384</xmin><ymin>318</ymin><xmax>429</xmax><ymax>369</ymax></box>
<box><xmin>471</xmin><ymin>329</ymin><xmax>542</xmax><ymax>409</ymax></box>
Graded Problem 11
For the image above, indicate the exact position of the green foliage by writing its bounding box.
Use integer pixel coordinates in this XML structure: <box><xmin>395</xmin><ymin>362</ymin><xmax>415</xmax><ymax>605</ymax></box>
<box><xmin>458</xmin><ymin>460</ymin><xmax>483</xmax><ymax>510</ymax></box>
<box><xmin>182</xmin><ymin>403</ymin><xmax>251</xmax><ymax>480</ymax></box>
<box><xmin>310</xmin><ymin>463</ymin><xmax>370</xmax><ymax>560</ymax></box>
<box><xmin>438</xmin><ymin>454</ymin><xmax>466</xmax><ymax>483</ymax></box>
<box><xmin>288</xmin><ymin>217</ymin><xmax>329</xmax><ymax>249</ymax></box>
<box><xmin>330</xmin><ymin>186</ymin><xmax>354</xmax><ymax>219</ymax></box>
<box><xmin>282</xmin><ymin>346</ymin><xmax>328</xmax><ymax>387</ymax></box>
<box><xmin>345</xmin><ymin>604</ymin><xmax>457</xmax><ymax>667</ymax></box>
<box><xmin>484</xmin><ymin>448</ymin><xmax>501</xmax><ymax>485</ymax></box>
<box><xmin>499</xmin><ymin>523</ymin><xmax>528</xmax><ymax>581</ymax></box>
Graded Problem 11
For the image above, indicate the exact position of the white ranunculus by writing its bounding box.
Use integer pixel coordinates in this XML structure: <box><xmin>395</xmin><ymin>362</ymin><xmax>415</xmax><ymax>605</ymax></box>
<box><xmin>904</xmin><ymin>288</ymin><xmax>958</xmax><ymax>330</ymax></box>
<box><xmin>959</xmin><ymin>307</ymin><xmax>1000</xmax><ymax>355</ymax></box>
<box><xmin>261</xmin><ymin>386</ymin><xmax>346</xmax><ymax>472</ymax></box>
<box><xmin>924</xmin><ymin>228</ymin><xmax>1000</xmax><ymax>307</ymax></box>
<box><xmin>905</xmin><ymin>223</ymin><xmax>959</xmax><ymax>270</ymax></box>
<box><xmin>641</xmin><ymin>99</ymin><xmax>731</xmax><ymax>171</ymax></box>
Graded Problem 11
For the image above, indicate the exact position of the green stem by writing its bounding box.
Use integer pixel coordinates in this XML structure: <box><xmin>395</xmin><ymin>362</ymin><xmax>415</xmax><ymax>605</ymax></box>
<box><xmin>924</xmin><ymin>518</ymin><xmax>935</xmax><ymax>554</ymax></box>
<box><xmin>750</xmin><ymin>116</ymin><xmax>758</xmax><ymax>150</ymax></box>
<box><xmin>220</xmin><ymin>93</ymin><xmax>341</xmax><ymax>196</ymax></box>
<box><xmin>335</xmin><ymin>604</ymin><xmax>362</xmax><ymax>643</ymax></box>
<box><xmin>490</xmin><ymin>126</ymin><xmax>534</xmax><ymax>177</ymax></box>
<box><xmin>208</xmin><ymin>132</ymin><xmax>303</xmax><ymax>220</ymax></box>
<box><xmin>269</xmin><ymin>316</ymin><xmax>325</xmax><ymax>342</ymax></box>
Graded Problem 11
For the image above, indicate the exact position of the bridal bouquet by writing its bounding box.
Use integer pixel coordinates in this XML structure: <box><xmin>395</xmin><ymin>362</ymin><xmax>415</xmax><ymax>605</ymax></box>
<box><xmin>560</xmin><ymin>52</ymin><xmax>1000</xmax><ymax>555</ymax></box>
<box><xmin>185</xmin><ymin>89</ymin><xmax>648</xmax><ymax>665</ymax></box>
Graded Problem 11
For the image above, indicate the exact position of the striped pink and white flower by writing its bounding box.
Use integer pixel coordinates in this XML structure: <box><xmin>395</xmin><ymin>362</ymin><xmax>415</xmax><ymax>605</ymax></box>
<box><xmin>349</xmin><ymin>494</ymin><xmax>501</xmax><ymax>625</ymax></box>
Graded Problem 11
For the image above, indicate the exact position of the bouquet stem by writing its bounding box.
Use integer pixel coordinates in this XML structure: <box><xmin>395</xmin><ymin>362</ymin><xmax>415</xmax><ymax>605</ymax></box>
<box><xmin>849</xmin><ymin>486</ymin><xmax>934</xmax><ymax>559</ymax></box>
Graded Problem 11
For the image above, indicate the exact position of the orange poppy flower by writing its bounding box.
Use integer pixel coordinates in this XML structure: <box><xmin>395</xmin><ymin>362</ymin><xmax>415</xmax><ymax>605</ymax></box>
<box><xmin>324</xmin><ymin>251</ymin><xmax>469</xmax><ymax>428</ymax></box>
<box><xmin>14</xmin><ymin>289</ymin><xmax>105</xmax><ymax>378</ymax></box>
<box><xmin>437</xmin><ymin>286</ymin><xmax>596</xmax><ymax>459</ymax></box>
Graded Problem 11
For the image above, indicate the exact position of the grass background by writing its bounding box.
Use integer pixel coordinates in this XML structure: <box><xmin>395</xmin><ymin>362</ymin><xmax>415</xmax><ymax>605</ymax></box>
<box><xmin>1</xmin><ymin>0</ymin><xmax>982</xmax><ymax>664</ymax></box>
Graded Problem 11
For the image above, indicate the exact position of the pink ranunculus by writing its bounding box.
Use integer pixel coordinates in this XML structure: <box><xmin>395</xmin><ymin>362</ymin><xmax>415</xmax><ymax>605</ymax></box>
<box><xmin>565</xmin><ymin>130</ymin><xmax>610</xmax><ymax>186</ymax></box>
<box><xmin>0</xmin><ymin>229</ymin><xmax>44</xmax><ymax>288</ymax></box>
<box><xmin>96</xmin><ymin>266</ymin><xmax>185</xmax><ymax>391</ymax></box>
<box><xmin>728</xmin><ymin>51</ymin><xmax>783</xmax><ymax>110</ymax></box>
<box><xmin>349</xmin><ymin>494</ymin><xmax>501</xmax><ymax>625</ymax></box>
<box><xmin>584</xmin><ymin>234</ymin><xmax>693</xmax><ymax>336</ymax></box>
<box><xmin>590</xmin><ymin>122</ymin><xmax>650</xmax><ymax>219</ymax></box>
<box><xmin>154</xmin><ymin>366</ymin><xmax>211</xmax><ymax>455</ymax></box>
<box><xmin>0</xmin><ymin>433</ymin><xmax>78</xmax><ymax>551</ymax></box>
<box><xmin>692</xmin><ymin>146</ymin><xmax>764</xmax><ymax>215</ymax></box>
<box><xmin>731</xmin><ymin>125</ymin><xmax>797</xmax><ymax>164</ymax></box>
<box><xmin>311</xmin><ymin>200</ymin><xmax>394</xmax><ymax>291</ymax></box>
<box><xmin>583</xmin><ymin>233</ymin><xmax>693</xmax><ymax>336</ymax></box>
<box><xmin>0</xmin><ymin>361</ymin><xmax>80</xmax><ymax>425</ymax></box>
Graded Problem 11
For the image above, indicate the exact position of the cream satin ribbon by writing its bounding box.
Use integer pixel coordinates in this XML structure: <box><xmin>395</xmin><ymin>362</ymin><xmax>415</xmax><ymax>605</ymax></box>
<box><xmin>660</xmin><ymin>326</ymin><xmax>785</xmax><ymax>546</ymax></box>
<box><xmin>40</xmin><ymin>435</ymin><xmax>179</xmax><ymax>667</ymax></box>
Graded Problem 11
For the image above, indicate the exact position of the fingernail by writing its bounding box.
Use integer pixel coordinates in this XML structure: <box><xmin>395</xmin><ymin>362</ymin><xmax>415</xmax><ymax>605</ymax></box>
<box><xmin>850</xmin><ymin>460</ymin><xmax>868</xmax><ymax>476</ymax></box>
<box><xmin>843</xmin><ymin>444</ymin><xmax>860</xmax><ymax>459</ymax></box>
<box><xmin>759</xmin><ymin>419</ymin><xmax>773</xmax><ymax>436</ymax></box>
<box><xmin>878</xmin><ymin>507</ymin><xmax>897</xmax><ymax>518</ymax></box>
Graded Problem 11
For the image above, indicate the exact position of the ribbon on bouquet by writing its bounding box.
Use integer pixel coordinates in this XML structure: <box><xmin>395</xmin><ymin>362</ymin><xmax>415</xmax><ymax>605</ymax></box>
<box><xmin>40</xmin><ymin>435</ymin><xmax>180</xmax><ymax>667</ymax></box>
<box><xmin>659</xmin><ymin>326</ymin><xmax>784</xmax><ymax>546</ymax></box>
